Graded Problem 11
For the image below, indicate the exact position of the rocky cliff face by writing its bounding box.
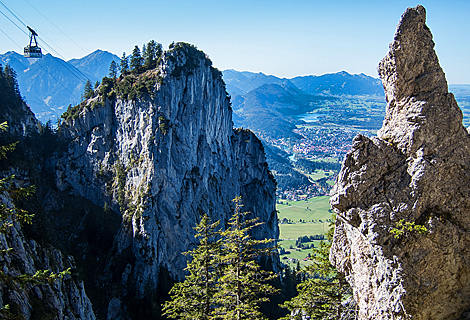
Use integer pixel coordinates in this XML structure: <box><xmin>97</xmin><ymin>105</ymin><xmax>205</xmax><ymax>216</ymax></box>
<box><xmin>0</xmin><ymin>202</ymin><xmax>95</xmax><ymax>319</ymax></box>
<box><xmin>330</xmin><ymin>5</ymin><xmax>470</xmax><ymax>320</ymax></box>
<box><xmin>53</xmin><ymin>43</ymin><xmax>278</xmax><ymax>318</ymax></box>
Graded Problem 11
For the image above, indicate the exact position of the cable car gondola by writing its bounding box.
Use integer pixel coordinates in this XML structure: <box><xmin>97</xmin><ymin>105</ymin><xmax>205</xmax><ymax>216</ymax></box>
<box><xmin>24</xmin><ymin>26</ymin><xmax>42</xmax><ymax>59</ymax></box>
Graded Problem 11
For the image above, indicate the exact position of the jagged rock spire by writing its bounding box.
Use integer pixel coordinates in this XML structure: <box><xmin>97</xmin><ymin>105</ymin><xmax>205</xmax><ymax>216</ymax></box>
<box><xmin>330</xmin><ymin>5</ymin><xmax>470</xmax><ymax>319</ymax></box>
<box><xmin>378</xmin><ymin>5</ymin><xmax>465</xmax><ymax>155</ymax></box>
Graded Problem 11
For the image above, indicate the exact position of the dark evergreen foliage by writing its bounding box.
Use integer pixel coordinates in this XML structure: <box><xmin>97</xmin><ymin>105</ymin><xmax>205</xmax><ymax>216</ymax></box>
<box><xmin>143</xmin><ymin>40</ymin><xmax>163</xmax><ymax>70</ymax></box>
<box><xmin>130</xmin><ymin>45</ymin><xmax>144</xmax><ymax>74</ymax></box>
<box><xmin>109</xmin><ymin>60</ymin><xmax>118</xmax><ymax>79</ymax></box>
<box><xmin>162</xmin><ymin>215</ymin><xmax>222</xmax><ymax>319</ymax></box>
<box><xmin>83</xmin><ymin>79</ymin><xmax>94</xmax><ymax>100</ymax></box>
<box><xmin>119</xmin><ymin>52</ymin><xmax>129</xmax><ymax>75</ymax></box>
<box><xmin>279</xmin><ymin>218</ymin><xmax>354</xmax><ymax>319</ymax></box>
<box><xmin>163</xmin><ymin>197</ymin><xmax>279</xmax><ymax>320</ymax></box>
<box><xmin>0</xmin><ymin>64</ymin><xmax>25</xmax><ymax>119</ymax></box>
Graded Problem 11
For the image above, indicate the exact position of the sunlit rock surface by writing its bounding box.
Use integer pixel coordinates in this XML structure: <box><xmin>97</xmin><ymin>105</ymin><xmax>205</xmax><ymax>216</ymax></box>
<box><xmin>330</xmin><ymin>5</ymin><xmax>470</xmax><ymax>320</ymax></box>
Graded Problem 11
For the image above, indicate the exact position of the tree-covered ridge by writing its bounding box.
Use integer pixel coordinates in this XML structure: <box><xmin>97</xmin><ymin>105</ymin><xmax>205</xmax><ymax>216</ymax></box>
<box><xmin>167</xmin><ymin>42</ymin><xmax>223</xmax><ymax>81</ymax></box>
<box><xmin>60</xmin><ymin>40</ymin><xmax>164</xmax><ymax>122</ymax></box>
<box><xmin>60</xmin><ymin>41</ymin><xmax>223</xmax><ymax>123</ymax></box>
<box><xmin>0</xmin><ymin>64</ymin><xmax>26</xmax><ymax>120</ymax></box>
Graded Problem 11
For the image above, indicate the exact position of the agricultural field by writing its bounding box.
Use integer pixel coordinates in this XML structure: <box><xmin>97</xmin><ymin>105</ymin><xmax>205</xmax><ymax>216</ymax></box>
<box><xmin>298</xmin><ymin>96</ymin><xmax>386</xmax><ymax>130</ymax></box>
<box><xmin>277</xmin><ymin>196</ymin><xmax>332</xmax><ymax>223</ymax></box>
<box><xmin>304</xmin><ymin>169</ymin><xmax>335</xmax><ymax>181</ymax></box>
<box><xmin>277</xmin><ymin>196</ymin><xmax>333</xmax><ymax>268</ymax></box>
<box><xmin>279</xmin><ymin>223</ymin><xmax>330</xmax><ymax>239</ymax></box>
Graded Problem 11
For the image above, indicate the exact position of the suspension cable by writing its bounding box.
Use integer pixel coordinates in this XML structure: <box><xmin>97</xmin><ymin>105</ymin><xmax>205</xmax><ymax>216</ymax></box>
<box><xmin>0</xmin><ymin>16</ymin><xmax>83</xmax><ymax>111</ymax></box>
<box><xmin>22</xmin><ymin>0</ymin><xmax>87</xmax><ymax>55</ymax></box>
<box><xmin>0</xmin><ymin>1</ymin><xmax>90</xmax><ymax>85</ymax></box>
<box><xmin>0</xmin><ymin>26</ymin><xmax>22</xmax><ymax>49</ymax></box>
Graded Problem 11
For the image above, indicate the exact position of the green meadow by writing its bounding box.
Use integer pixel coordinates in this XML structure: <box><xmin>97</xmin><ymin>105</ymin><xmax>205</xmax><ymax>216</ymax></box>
<box><xmin>279</xmin><ymin>223</ymin><xmax>329</xmax><ymax>239</ymax></box>
<box><xmin>277</xmin><ymin>196</ymin><xmax>332</xmax><ymax>223</ymax></box>
<box><xmin>277</xmin><ymin>196</ymin><xmax>333</xmax><ymax>268</ymax></box>
<box><xmin>304</xmin><ymin>169</ymin><xmax>335</xmax><ymax>181</ymax></box>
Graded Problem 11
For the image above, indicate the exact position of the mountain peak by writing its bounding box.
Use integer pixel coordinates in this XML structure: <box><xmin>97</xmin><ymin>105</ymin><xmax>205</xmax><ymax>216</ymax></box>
<box><xmin>377</xmin><ymin>4</ymin><xmax>460</xmax><ymax>154</ymax></box>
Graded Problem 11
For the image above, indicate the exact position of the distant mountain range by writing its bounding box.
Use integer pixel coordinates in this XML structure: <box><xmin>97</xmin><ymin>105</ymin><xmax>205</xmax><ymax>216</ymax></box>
<box><xmin>0</xmin><ymin>50</ymin><xmax>119</xmax><ymax>123</ymax></box>
<box><xmin>223</xmin><ymin>69</ymin><xmax>384</xmax><ymax>96</ymax></box>
<box><xmin>223</xmin><ymin>69</ymin><xmax>386</xmax><ymax>139</ymax></box>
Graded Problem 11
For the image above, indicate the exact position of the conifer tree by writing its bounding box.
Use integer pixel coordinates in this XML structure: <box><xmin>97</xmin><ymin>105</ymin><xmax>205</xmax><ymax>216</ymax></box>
<box><xmin>162</xmin><ymin>214</ymin><xmax>222</xmax><ymax>320</ymax></box>
<box><xmin>119</xmin><ymin>52</ymin><xmax>129</xmax><ymax>75</ymax></box>
<box><xmin>162</xmin><ymin>197</ymin><xmax>279</xmax><ymax>320</ymax></box>
<box><xmin>0</xmin><ymin>64</ymin><xmax>23</xmax><ymax>109</ymax></box>
<box><xmin>109</xmin><ymin>60</ymin><xmax>117</xmax><ymax>79</ymax></box>
<box><xmin>83</xmin><ymin>79</ymin><xmax>93</xmax><ymax>99</ymax></box>
<box><xmin>280</xmin><ymin>218</ymin><xmax>352</xmax><ymax>320</ymax></box>
<box><xmin>3</xmin><ymin>65</ymin><xmax>20</xmax><ymax>97</ymax></box>
<box><xmin>213</xmin><ymin>197</ymin><xmax>279</xmax><ymax>320</ymax></box>
<box><xmin>143</xmin><ymin>40</ymin><xmax>163</xmax><ymax>70</ymax></box>
<box><xmin>130</xmin><ymin>45</ymin><xmax>144</xmax><ymax>74</ymax></box>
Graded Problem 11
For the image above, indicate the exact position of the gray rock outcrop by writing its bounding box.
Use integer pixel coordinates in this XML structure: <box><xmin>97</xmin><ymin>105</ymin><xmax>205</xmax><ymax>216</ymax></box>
<box><xmin>54</xmin><ymin>43</ymin><xmax>278</xmax><ymax>318</ymax></box>
<box><xmin>330</xmin><ymin>5</ymin><xmax>470</xmax><ymax>320</ymax></box>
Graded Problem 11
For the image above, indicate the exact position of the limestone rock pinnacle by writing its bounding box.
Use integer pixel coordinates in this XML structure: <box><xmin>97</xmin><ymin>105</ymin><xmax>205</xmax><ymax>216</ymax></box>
<box><xmin>377</xmin><ymin>5</ymin><xmax>465</xmax><ymax>155</ymax></box>
<box><xmin>330</xmin><ymin>5</ymin><xmax>470</xmax><ymax>319</ymax></box>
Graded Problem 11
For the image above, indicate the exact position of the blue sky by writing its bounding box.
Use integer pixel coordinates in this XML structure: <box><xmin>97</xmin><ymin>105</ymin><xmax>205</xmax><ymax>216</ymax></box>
<box><xmin>1</xmin><ymin>0</ymin><xmax>469</xmax><ymax>83</ymax></box>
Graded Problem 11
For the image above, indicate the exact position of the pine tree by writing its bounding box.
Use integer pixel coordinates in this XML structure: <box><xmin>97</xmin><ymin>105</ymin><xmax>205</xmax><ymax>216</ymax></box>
<box><xmin>280</xmin><ymin>218</ymin><xmax>352</xmax><ymax>320</ymax></box>
<box><xmin>130</xmin><ymin>45</ymin><xmax>144</xmax><ymax>74</ymax></box>
<box><xmin>3</xmin><ymin>65</ymin><xmax>20</xmax><ymax>97</ymax></box>
<box><xmin>0</xmin><ymin>64</ymin><xmax>24</xmax><ymax>110</ymax></box>
<box><xmin>143</xmin><ymin>40</ymin><xmax>163</xmax><ymax>70</ymax></box>
<box><xmin>214</xmin><ymin>196</ymin><xmax>279</xmax><ymax>320</ymax></box>
<box><xmin>119</xmin><ymin>52</ymin><xmax>129</xmax><ymax>75</ymax></box>
<box><xmin>83</xmin><ymin>79</ymin><xmax>93</xmax><ymax>100</ymax></box>
<box><xmin>109</xmin><ymin>60</ymin><xmax>117</xmax><ymax>79</ymax></box>
<box><xmin>162</xmin><ymin>214</ymin><xmax>222</xmax><ymax>320</ymax></box>
<box><xmin>162</xmin><ymin>197</ymin><xmax>279</xmax><ymax>320</ymax></box>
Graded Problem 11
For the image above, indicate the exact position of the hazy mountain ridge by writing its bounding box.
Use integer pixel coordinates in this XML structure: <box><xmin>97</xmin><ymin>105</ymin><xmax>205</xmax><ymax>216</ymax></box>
<box><xmin>230</xmin><ymin>82</ymin><xmax>335</xmax><ymax>139</ymax></box>
<box><xmin>0</xmin><ymin>50</ymin><xmax>119</xmax><ymax>123</ymax></box>
<box><xmin>1</xmin><ymin>49</ymin><xmax>469</xmax><ymax>128</ymax></box>
<box><xmin>223</xmin><ymin>69</ymin><xmax>384</xmax><ymax>97</ymax></box>
<box><xmin>223</xmin><ymin>69</ymin><xmax>387</xmax><ymax>137</ymax></box>
<box><xmin>68</xmin><ymin>49</ymin><xmax>119</xmax><ymax>81</ymax></box>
